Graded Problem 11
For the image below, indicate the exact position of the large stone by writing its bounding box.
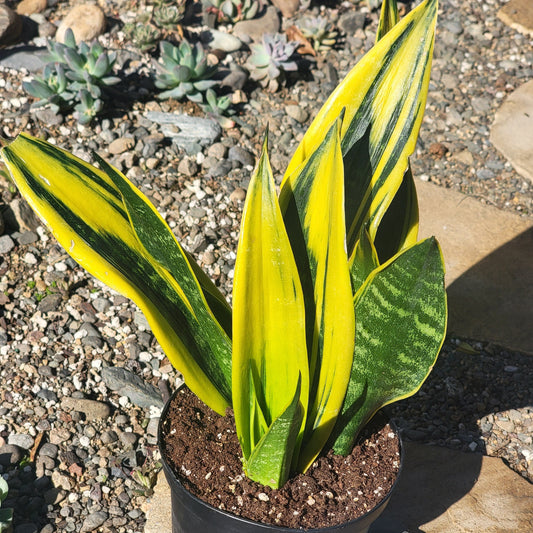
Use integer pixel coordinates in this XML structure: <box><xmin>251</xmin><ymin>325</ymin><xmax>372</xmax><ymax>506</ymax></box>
<box><xmin>145</xmin><ymin>112</ymin><xmax>222</xmax><ymax>154</ymax></box>
<box><xmin>233</xmin><ymin>6</ymin><xmax>280</xmax><ymax>42</ymax></box>
<box><xmin>55</xmin><ymin>4</ymin><xmax>106</xmax><ymax>44</ymax></box>
<box><xmin>270</xmin><ymin>0</ymin><xmax>300</xmax><ymax>18</ymax></box>
<box><xmin>490</xmin><ymin>79</ymin><xmax>533</xmax><ymax>183</ymax></box>
<box><xmin>60</xmin><ymin>397</ymin><xmax>111</xmax><ymax>421</ymax></box>
<box><xmin>0</xmin><ymin>46</ymin><xmax>47</xmax><ymax>73</ymax></box>
<box><xmin>143</xmin><ymin>471</ymin><xmax>172</xmax><ymax>533</ymax></box>
<box><xmin>16</xmin><ymin>0</ymin><xmax>47</xmax><ymax>16</ymax></box>
<box><xmin>416</xmin><ymin>180</ymin><xmax>533</xmax><ymax>354</ymax></box>
<box><xmin>497</xmin><ymin>0</ymin><xmax>533</xmax><ymax>37</ymax></box>
<box><xmin>372</xmin><ymin>442</ymin><xmax>533</xmax><ymax>532</ymax></box>
<box><xmin>0</xmin><ymin>5</ymin><xmax>22</xmax><ymax>46</ymax></box>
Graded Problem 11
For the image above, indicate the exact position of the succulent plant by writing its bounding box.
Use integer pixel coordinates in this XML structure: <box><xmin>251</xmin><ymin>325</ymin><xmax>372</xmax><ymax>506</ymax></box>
<box><xmin>0</xmin><ymin>477</ymin><xmax>13</xmax><ymax>533</ymax></box>
<box><xmin>200</xmin><ymin>88</ymin><xmax>235</xmax><ymax>128</ymax></box>
<box><xmin>204</xmin><ymin>0</ymin><xmax>261</xmax><ymax>24</ymax></box>
<box><xmin>299</xmin><ymin>15</ymin><xmax>338</xmax><ymax>52</ymax></box>
<box><xmin>247</xmin><ymin>33</ymin><xmax>300</xmax><ymax>91</ymax></box>
<box><xmin>154</xmin><ymin>40</ymin><xmax>218</xmax><ymax>102</ymax></box>
<box><xmin>153</xmin><ymin>2</ymin><xmax>186</xmax><ymax>30</ymax></box>
<box><xmin>123</xmin><ymin>22</ymin><xmax>162</xmax><ymax>52</ymax></box>
<box><xmin>22</xmin><ymin>62</ymin><xmax>76</xmax><ymax>113</ymax></box>
<box><xmin>23</xmin><ymin>28</ymin><xmax>120</xmax><ymax>124</ymax></box>
<box><xmin>74</xmin><ymin>88</ymin><xmax>105</xmax><ymax>125</ymax></box>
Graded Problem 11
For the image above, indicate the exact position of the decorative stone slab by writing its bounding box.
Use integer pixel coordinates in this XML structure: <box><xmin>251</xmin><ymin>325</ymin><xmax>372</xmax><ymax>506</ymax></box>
<box><xmin>372</xmin><ymin>442</ymin><xmax>533</xmax><ymax>532</ymax></box>
<box><xmin>416</xmin><ymin>180</ymin><xmax>533</xmax><ymax>354</ymax></box>
<box><xmin>490</xmin><ymin>79</ymin><xmax>533</xmax><ymax>183</ymax></box>
<box><xmin>497</xmin><ymin>0</ymin><xmax>533</xmax><ymax>37</ymax></box>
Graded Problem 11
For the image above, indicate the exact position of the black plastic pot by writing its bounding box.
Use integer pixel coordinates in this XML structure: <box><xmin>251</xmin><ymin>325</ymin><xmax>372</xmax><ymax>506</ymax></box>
<box><xmin>158</xmin><ymin>388</ymin><xmax>403</xmax><ymax>533</ymax></box>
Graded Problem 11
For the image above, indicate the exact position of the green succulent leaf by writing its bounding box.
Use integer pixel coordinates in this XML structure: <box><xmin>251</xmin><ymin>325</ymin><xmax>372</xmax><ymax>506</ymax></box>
<box><xmin>332</xmin><ymin>236</ymin><xmax>447</xmax><ymax>454</ymax></box>
<box><xmin>377</xmin><ymin>0</ymin><xmax>400</xmax><ymax>41</ymax></box>
<box><xmin>1</xmin><ymin>133</ymin><xmax>232</xmax><ymax>415</ymax></box>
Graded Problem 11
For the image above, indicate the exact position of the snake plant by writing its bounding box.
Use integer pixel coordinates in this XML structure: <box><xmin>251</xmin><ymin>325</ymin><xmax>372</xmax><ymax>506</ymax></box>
<box><xmin>1</xmin><ymin>0</ymin><xmax>445</xmax><ymax>490</ymax></box>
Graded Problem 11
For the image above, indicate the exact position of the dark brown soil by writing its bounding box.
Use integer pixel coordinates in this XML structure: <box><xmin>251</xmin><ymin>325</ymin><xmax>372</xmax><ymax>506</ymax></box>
<box><xmin>160</xmin><ymin>387</ymin><xmax>401</xmax><ymax>529</ymax></box>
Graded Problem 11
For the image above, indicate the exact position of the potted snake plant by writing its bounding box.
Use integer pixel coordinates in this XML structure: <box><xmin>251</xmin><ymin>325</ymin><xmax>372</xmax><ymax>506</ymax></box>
<box><xmin>0</xmin><ymin>0</ymin><xmax>445</xmax><ymax>531</ymax></box>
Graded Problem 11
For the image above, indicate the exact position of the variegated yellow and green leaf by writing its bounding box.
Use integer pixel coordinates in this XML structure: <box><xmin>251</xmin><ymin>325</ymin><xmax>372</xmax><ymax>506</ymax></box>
<box><xmin>283</xmin><ymin>0</ymin><xmax>437</xmax><ymax>257</ymax></box>
<box><xmin>376</xmin><ymin>0</ymin><xmax>399</xmax><ymax>42</ymax></box>
<box><xmin>332</xmin><ymin>237</ymin><xmax>447</xmax><ymax>455</ymax></box>
<box><xmin>1</xmin><ymin>133</ymin><xmax>232</xmax><ymax>415</ymax></box>
<box><xmin>280</xmin><ymin>116</ymin><xmax>355</xmax><ymax>472</ymax></box>
<box><xmin>232</xmin><ymin>135</ymin><xmax>309</xmax><ymax>478</ymax></box>
<box><xmin>350</xmin><ymin>224</ymin><xmax>380</xmax><ymax>296</ymax></box>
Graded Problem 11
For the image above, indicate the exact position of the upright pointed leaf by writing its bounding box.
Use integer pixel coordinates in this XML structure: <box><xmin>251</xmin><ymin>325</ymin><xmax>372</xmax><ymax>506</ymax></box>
<box><xmin>281</xmin><ymin>116</ymin><xmax>355</xmax><ymax>472</ymax></box>
<box><xmin>377</xmin><ymin>0</ymin><xmax>400</xmax><ymax>42</ymax></box>
<box><xmin>1</xmin><ymin>133</ymin><xmax>231</xmax><ymax>415</ymax></box>
<box><xmin>350</xmin><ymin>224</ymin><xmax>380</xmax><ymax>296</ymax></box>
<box><xmin>232</xmin><ymin>135</ymin><xmax>309</xmax><ymax>464</ymax></box>
<box><xmin>283</xmin><ymin>0</ymin><xmax>438</xmax><ymax>255</ymax></box>
<box><xmin>332</xmin><ymin>237</ymin><xmax>447</xmax><ymax>455</ymax></box>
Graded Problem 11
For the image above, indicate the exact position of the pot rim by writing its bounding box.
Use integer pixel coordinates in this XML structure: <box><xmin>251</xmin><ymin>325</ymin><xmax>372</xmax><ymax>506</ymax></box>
<box><xmin>157</xmin><ymin>384</ymin><xmax>404</xmax><ymax>532</ymax></box>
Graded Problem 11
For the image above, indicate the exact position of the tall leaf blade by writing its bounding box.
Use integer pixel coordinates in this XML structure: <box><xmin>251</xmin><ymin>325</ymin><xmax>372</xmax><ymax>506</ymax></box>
<box><xmin>232</xmin><ymin>136</ymin><xmax>309</xmax><ymax>464</ymax></box>
<box><xmin>283</xmin><ymin>0</ymin><xmax>438</xmax><ymax>255</ymax></box>
<box><xmin>1</xmin><ymin>133</ymin><xmax>231</xmax><ymax>415</ymax></box>
<box><xmin>377</xmin><ymin>0</ymin><xmax>400</xmax><ymax>41</ymax></box>
<box><xmin>332</xmin><ymin>237</ymin><xmax>447</xmax><ymax>455</ymax></box>
<box><xmin>281</xmin><ymin>116</ymin><xmax>355</xmax><ymax>472</ymax></box>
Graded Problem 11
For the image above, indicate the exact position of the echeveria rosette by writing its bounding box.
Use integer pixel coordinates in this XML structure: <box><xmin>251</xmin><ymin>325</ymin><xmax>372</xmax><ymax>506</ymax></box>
<box><xmin>1</xmin><ymin>0</ymin><xmax>445</xmax><ymax>491</ymax></box>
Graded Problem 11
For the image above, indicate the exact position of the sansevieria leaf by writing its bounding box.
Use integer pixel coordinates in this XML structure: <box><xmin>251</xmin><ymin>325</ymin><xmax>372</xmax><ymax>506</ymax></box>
<box><xmin>332</xmin><ymin>237</ymin><xmax>447</xmax><ymax>454</ymax></box>
<box><xmin>1</xmin><ymin>133</ymin><xmax>232</xmax><ymax>415</ymax></box>
<box><xmin>232</xmin><ymin>135</ymin><xmax>309</xmax><ymax>478</ymax></box>
<box><xmin>281</xmin><ymin>116</ymin><xmax>355</xmax><ymax>471</ymax></box>
<box><xmin>284</xmin><ymin>0</ymin><xmax>438</xmax><ymax>256</ymax></box>
<box><xmin>376</xmin><ymin>0</ymin><xmax>400</xmax><ymax>42</ymax></box>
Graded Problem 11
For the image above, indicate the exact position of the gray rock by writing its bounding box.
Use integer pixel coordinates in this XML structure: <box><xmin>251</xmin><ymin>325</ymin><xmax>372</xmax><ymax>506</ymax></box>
<box><xmin>221</xmin><ymin>66</ymin><xmax>248</xmax><ymax>91</ymax></box>
<box><xmin>8</xmin><ymin>433</ymin><xmax>34</xmax><ymax>450</ymax></box>
<box><xmin>61</xmin><ymin>397</ymin><xmax>111</xmax><ymax>421</ymax></box>
<box><xmin>101</xmin><ymin>430</ymin><xmax>118</xmax><ymax>444</ymax></box>
<box><xmin>0</xmin><ymin>444</ymin><xmax>23</xmax><ymax>466</ymax></box>
<box><xmin>80</xmin><ymin>511</ymin><xmax>108</xmax><ymax>533</ymax></box>
<box><xmin>228</xmin><ymin>146</ymin><xmax>255</xmax><ymax>167</ymax></box>
<box><xmin>202</xmin><ymin>28</ymin><xmax>242</xmax><ymax>52</ymax></box>
<box><xmin>38</xmin><ymin>443</ymin><xmax>58</xmax><ymax>459</ymax></box>
<box><xmin>119</xmin><ymin>431</ymin><xmax>138</xmax><ymax>447</ymax></box>
<box><xmin>37</xmin><ymin>293</ymin><xmax>62</xmax><ymax>313</ymax></box>
<box><xmin>92</xmin><ymin>297</ymin><xmax>111</xmax><ymax>313</ymax></box>
<box><xmin>133</xmin><ymin>311</ymin><xmax>151</xmax><ymax>331</ymax></box>
<box><xmin>0</xmin><ymin>46</ymin><xmax>46</xmax><ymax>72</ymax></box>
<box><xmin>36</xmin><ymin>388</ymin><xmax>58</xmax><ymax>403</ymax></box>
<box><xmin>285</xmin><ymin>104</ymin><xmax>309</xmax><ymax>123</ymax></box>
<box><xmin>208</xmin><ymin>159</ymin><xmax>233</xmax><ymax>178</ymax></box>
<box><xmin>101</xmin><ymin>366</ymin><xmax>163</xmax><ymax>409</ymax></box>
<box><xmin>0</xmin><ymin>235</ymin><xmax>15</xmax><ymax>254</ymax></box>
<box><xmin>16</xmin><ymin>230</ymin><xmax>38</xmax><ymax>245</ymax></box>
<box><xmin>145</xmin><ymin>112</ymin><xmax>222</xmax><ymax>153</ymax></box>
<box><xmin>476</xmin><ymin>168</ymin><xmax>495</xmax><ymax>180</ymax></box>
<box><xmin>233</xmin><ymin>6</ymin><xmax>280</xmax><ymax>42</ymax></box>
<box><xmin>177</xmin><ymin>157</ymin><xmax>198</xmax><ymax>177</ymax></box>
<box><xmin>443</xmin><ymin>20</ymin><xmax>463</xmax><ymax>35</ymax></box>
<box><xmin>338</xmin><ymin>12</ymin><xmax>366</xmax><ymax>35</ymax></box>
<box><xmin>34</xmin><ymin>107</ymin><xmax>64</xmax><ymax>125</ymax></box>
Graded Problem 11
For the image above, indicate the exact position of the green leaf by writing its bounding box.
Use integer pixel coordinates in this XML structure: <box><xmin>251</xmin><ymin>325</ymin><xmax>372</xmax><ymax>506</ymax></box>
<box><xmin>332</xmin><ymin>237</ymin><xmax>447</xmax><ymax>454</ymax></box>
<box><xmin>283</xmin><ymin>0</ymin><xmax>438</xmax><ymax>257</ymax></box>
<box><xmin>245</xmin><ymin>376</ymin><xmax>303</xmax><ymax>489</ymax></box>
<box><xmin>280</xmin><ymin>115</ymin><xmax>355</xmax><ymax>471</ymax></box>
<box><xmin>232</xmin><ymin>134</ymin><xmax>309</xmax><ymax>463</ymax></box>
<box><xmin>377</xmin><ymin>0</ymin><xmax>400</xmax><ymax>42</ymax></box>
<box><xmin>0</xmin><ymin>477</ymin><xmax>7</xmax><ymax>503</ymax></box>
<box><xmin>1</xmin><ymin>133</ymin><xmax>231</xmax><ymax>415</ymax></box>
<box><xmin>350</xmin><ymin>224</ymin><xmax>380</xmax><ymax>296</ymax></box>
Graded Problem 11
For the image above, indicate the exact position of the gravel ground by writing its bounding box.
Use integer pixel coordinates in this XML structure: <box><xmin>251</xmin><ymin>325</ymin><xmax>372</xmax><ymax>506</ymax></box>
<box><xmin>0</xmin><ymin>0</ymin><xmax>531</xmax><ymax>532</ymax></box>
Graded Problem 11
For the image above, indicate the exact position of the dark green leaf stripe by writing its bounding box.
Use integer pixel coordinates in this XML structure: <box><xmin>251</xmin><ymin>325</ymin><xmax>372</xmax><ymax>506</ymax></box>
<box><xmin>95</xmin><ymin>154</ymin><xmax>232</xmax><ymax>398</ymax></box>
<box><xmin>332</xmin><ymin>237</ymin><xmax>447</xmax><ymax>454</ymax></box>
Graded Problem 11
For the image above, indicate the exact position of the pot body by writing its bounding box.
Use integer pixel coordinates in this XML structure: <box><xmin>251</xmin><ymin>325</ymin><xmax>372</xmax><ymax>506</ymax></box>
<box><xmin>158</xmin><ymin>388</ymin><xmax>403</xmax><ymax>533</ymax></box>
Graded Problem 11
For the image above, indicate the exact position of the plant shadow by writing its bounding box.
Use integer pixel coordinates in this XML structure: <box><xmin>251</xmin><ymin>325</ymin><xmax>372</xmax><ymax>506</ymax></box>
<box><xmin>370</xmin><ymin>227</ymin><xmax>533</xmax><ymax>531</ymax></box>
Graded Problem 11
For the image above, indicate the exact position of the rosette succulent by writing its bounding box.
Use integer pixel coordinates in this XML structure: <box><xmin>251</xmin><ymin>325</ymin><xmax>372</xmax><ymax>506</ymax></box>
<box><xmin>247</xmin><ymin>33</ymin><xmax>300</xmax><ymax>91</ymax></box>
<box><xmin>299</xmin><ymin>15</ymin><xmax>338</xmax><ymax>52</ymax></box>
<box><xmin>204</xmin><ymin>0</ymin><xmax>262</xmax><ymax>24</ymax></box>
<box><xmin>154</xmin><ymin>40</ymin><xmax>218</xmax><ymax>102</ymax></box>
